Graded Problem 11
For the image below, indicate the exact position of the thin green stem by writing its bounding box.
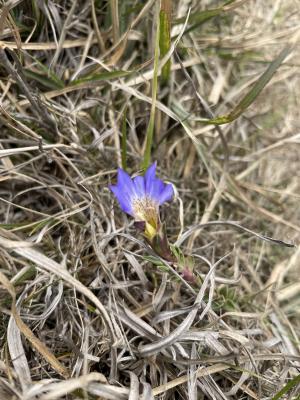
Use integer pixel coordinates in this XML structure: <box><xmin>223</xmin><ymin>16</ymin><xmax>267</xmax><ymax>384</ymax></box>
<box><xmin>141</xmin><ymin>8</ymin><xmax>160</xmax><ymax>170</ymax></box>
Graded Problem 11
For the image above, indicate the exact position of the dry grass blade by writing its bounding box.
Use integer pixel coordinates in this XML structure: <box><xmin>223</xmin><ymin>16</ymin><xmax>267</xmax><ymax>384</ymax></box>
<box><xmin>0</xmin><ymin>38</ymin><xmax>102</xmax><ymax>50</ymax></box>
<box><xmin>0</xmin><ymin>235</ymin><xmax>116</xmax><ymax>340</ymax></box>
<box><xmin>176</xmin><ymin>221</ymin><xmax>295</xmax><ymax>248</ymax></box>
<box><xmin>139</xmin><ymin>255</ymin><xmax>222</xmax><ymax>357</ymax></box>
<box><xmin>50</xmin><ymin>0</ymin><xmax>77</xmax><ymax>68</ymax></box>
<box><xmin>24</xmin><ymin>372</ymin><xmax>107</xmax><ymax>400</ymax></box>
<box><xmin>0</xmin><ymin>49</ymin><xmax>56</xmax><ymax>132</ymax></box>
<box><xmin>0</xmin><ymin>1</ymin><xmax>299</xmax><ymax>398</ymax></box>
<box><xmin>128</xmin><ymin>372</ymin><xmax>140</xmax><ymax>400</ymax></box>
<box><xmin>0</xmin><ymin>143</ymin><xmax>69</xmax><ymax>158</ymax></box>
<box><xmin>0</xmin><ymin>271</ymin><xmax>69</xmax><ymax>379</ymax></box>
<box><xmin>7</xmin><ymin>308</ymin><xmax>31</xmax><ymax>389</ymax></box>
<box><xmin>153</xmin><ymin>364</ymin><xmax>230</xmax><ymax>396</ymax></box>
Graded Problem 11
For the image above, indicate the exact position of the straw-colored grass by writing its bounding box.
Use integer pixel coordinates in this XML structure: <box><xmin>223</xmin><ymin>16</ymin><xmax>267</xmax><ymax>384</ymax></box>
<box><xmin>0</xmin><ymin>1</ymin><xmax>299</xmax><ymax>399</ymax></box>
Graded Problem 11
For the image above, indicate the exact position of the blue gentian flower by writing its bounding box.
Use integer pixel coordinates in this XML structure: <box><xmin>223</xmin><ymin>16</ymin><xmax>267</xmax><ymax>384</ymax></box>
<box><xmin>109</xmin><ymin>162</ymin><xmax>174</xmax><ymax>240</ymax></box>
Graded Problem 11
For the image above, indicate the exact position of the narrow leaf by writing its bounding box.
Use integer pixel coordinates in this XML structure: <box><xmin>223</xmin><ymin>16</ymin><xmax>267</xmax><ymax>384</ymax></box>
<box><xmin>141</xmin><ymin>10</ymin><xmax>160</xmax><ymax>170</ymax></box>
<box><xmin>176</xmin><ymin>8</ymin><xmax>221</xmax><ymax>34</ymax></box>
<box><xmin>271</xmin><ymin>374</ymin><xmax>300</xmax><ymax>400</ymax></box>
<box><xmin>71</xmin><ymin>70</ymin><xmax>132</xmax><ymax>85</ymax></box>
<box><xmin>23</xmin><ymin>69</ymin><xmax>64</xmax><ymax>90</ymax></box>
<box><xmin>199</xmin><ymin>46</ymin><xmax>292</xmax><ymax>125</ymax></box>
<box><xmin>121</xmin><ymin>107</ymin><xmax>127</xmax><ymax>171</ymax></box>
<box><xmin>159</xmin><ymin>1</ymin><xmax>171</xmax><ymax>84</ymax></box>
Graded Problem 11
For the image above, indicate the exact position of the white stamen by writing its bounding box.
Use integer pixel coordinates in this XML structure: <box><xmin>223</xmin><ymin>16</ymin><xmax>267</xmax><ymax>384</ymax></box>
<box><xmin>132</xmin><ymin>196</ymin><xmax>158</xmax><ymax>224</ymax></box>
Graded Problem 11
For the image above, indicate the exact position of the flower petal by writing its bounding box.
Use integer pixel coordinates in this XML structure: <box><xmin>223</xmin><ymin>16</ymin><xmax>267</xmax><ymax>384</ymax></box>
<box><xmin>116</xmin><ymin>168</ymin><xmax>136</xmax><ymax>201</ymax></box>
<box><xmin>145</xmin><ymin>162</ymin><xmax>163</xmax><ymax>201</ymax></box>
<box><xmin>147</xmin><ymin>178</ymin><xmax>164</xmax><ymax>203</ymax></box>
<box><xmin>132</xmin><ymin>175</ymin><xmax>145</xmax><ymax>198</ymax></box>
<box><xmin>144</xmin><ymin>162</ymin><xmax>158</xmax><ymax>195</ymax></box>
<box><xmin>144</xmin><ymin>162</ymin><xmax>157</xmax><ymax>184</ymax></box>
<box><xmin>109</xmin><ymin>184</ymin><xmax>133</xmax><ymax>215</ymax></box>
<box><xmin>109</xmin><ymin>168</ymin><xmax>137</xmax><ymax>215</ymax></box>
<box><xmin>117</xmin><ymin>168</ymin><xmax>134</xmax><ymax>193</ymax></box>
<box><xmin>157</xmin><ymin>183</ymin><xmax>174</xmax><ymax>205</ymax></box>
<box><xmin>143</xmin><ymin>162</ymin><xmax>174</xmax><ymax>204</ymax></box>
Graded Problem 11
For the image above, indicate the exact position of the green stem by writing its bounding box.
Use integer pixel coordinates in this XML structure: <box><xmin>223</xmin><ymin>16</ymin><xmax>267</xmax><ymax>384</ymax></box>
<box><xmin>141</xmin><ymin>8</ymin><xmax>160</xmax><ymax>170</ymax></box>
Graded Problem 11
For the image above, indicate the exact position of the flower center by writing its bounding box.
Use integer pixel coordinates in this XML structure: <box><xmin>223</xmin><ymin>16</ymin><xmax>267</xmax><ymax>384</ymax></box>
<box><xmin>132</xmin><ymin>197</ymin><xmax>159</xmax><ymax>240</ymax></box>
<box><xmin>132</xmin><ymin>197</ymin><xmax>158</xmax><ymax>226</ymax></box>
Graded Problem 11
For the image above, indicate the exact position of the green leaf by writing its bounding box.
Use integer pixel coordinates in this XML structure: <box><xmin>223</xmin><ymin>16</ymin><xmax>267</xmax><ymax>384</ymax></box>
<box><xmin>22</xmin><ymin>53</ymin><xmax>64</xmax><ymax>90</ymax></box>
<box><xmin>175</xmin><ymin>8</ymin><xmax>221</xmax><ymax>34</ymax></box>
<box><xmin>159</xmin><ymin>9</ymin><xmax>171</xmax><ymax>84</ymax></box>
<box><xmin>121</xmin><ymin>107</ymin><xmax>127</xmax><ymax>171</ymax></box>
<box><xmin>141</xmin><ymin>9</ymin><xmax>160</xmax><ymax>170</ymax></box>
<box><xmin>142</xmin><ymin>255</ymin><xmax>165</xmax><ymax>267</ymax></box>
<box><xmin>0</xmin><ymin>222</ymin><xmax>30</xmax><ymax>229</ymax></box>
<box><xmin>71</xmin><ymin>70</ymin><xmax>132</xmax><ymax>85</ymax></box>
<box><xmin>198</xmin><ymin>46</ymin><xmax>292</xmax><ymax>125</ymax></box>
<box><xmin>13</xmin><ymin>266</ymin><xmax>36</xmax><ymax>286</ymax></box>
<box><xmin>271</xmin><ymin>374</ymin><xmax>300</xmax><ymax>400</ymax></box>
<box><xmin>23</xmin><ymin>69</ymin><xmax>64</xmax><ymax>90</ymax></box>
<box><xmin>174</xmin><ymin>1</ymin><xmax>257</xmax><ymax>34</ymax></box>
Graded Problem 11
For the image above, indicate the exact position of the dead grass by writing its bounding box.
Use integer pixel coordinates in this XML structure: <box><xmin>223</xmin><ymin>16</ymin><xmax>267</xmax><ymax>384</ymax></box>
<box><xmin>0</xmin><ymin>0</ymin><xmax>300</xmax><ymax>399</ymax></box>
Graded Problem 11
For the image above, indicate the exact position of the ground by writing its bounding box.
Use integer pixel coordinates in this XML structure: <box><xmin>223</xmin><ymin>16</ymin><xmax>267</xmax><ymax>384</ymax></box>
<box><xmin>0</xmin><ymin>1</ymin><xmax>299</xmax><ymax>399</ymax></box>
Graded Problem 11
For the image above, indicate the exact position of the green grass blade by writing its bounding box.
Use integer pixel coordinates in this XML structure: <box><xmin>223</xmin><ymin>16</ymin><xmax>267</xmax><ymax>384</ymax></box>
<box><xmin>271</xmin><ymin>374</ymin><xmax>300</xmax><ymax>400</ymax></box>
<box><xmin>22</xmin><ymin>53</ymin><xmax>65</xmax><ymax>89</ymax></box>
<box><xmin>199</xmin><ymin>46</ymin><xmax>292</xmax><ymax>125</ymax></box>
<box><xmin>174</xmin><ymin>0</ymin><xmax>236</xmax><ymax>34</ymax></box>
<box><xmin>227</xmin><ymin>46</ymin><xmax>291</xmax><ymax>121</ymax></box>
<box><xmin>70</xmin><ymin>70</ymin><xmax>132</xmax><ymax>85</ymax></box>
<box><xmin>176</xmin><ymin>8</ymin><xmax>221</xmax><ymax>35</ymax></box>
<box><xmin>159</xmin><ymin>0</ymin><xmax>171</xmax><ymax>84</ymax></box>
<box><xmin>121</xmin><ymin>107</ymin><xmax>127</xmax><ymax>171</ymax></box>
<box><xmin>174</xmin><ymin>1</ymin><xmax>258</xmax><ymax>34</ymax></box>
<box><xmin>141</xmin><ymin>9</ymin><xmax>160</xmax><ymax>170</ymax></box>
<box><xmin>23</xmin><ymin>69</ymin><xmax>64</xmax><ymax>90</ymax></box>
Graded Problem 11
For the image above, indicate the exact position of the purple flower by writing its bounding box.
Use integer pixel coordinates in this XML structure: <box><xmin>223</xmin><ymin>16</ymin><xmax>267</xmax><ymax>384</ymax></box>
<box><xmin>109</xmin><ymin>163</ymin><xmax>174</xmax><ymax>239</ymax></box>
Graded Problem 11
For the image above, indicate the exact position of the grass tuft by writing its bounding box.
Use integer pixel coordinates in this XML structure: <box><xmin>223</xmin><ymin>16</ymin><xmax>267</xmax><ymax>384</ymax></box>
<box><xmin>0</xmin><ymin>1</ymin><xmax>299</xmax><ymax>399</ymax></box>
